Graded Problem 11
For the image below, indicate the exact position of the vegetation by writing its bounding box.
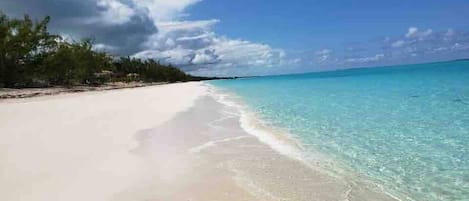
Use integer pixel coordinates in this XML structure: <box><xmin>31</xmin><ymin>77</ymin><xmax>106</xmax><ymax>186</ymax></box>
<box><xmin>0</xmin><ymin>12</ymin><xmax>222</xmax><ymax>88</ymax></box>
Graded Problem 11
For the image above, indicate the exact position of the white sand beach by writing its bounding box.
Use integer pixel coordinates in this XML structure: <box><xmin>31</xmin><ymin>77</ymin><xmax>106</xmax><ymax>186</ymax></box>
<box><xmin>0</xmin><ymin>83</ymin><xmax>206</xmax><ymax>201</ymax></box>
<box><xmin>0</xmin><ymin>82</ymin><xmax>398</xmax><ymax>201</ymax></box>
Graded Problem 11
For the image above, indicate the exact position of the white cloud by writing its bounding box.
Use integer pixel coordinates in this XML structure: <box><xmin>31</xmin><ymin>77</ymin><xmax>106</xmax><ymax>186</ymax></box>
<box><xmin>132</xmin><ymin>10</ymin><xmax>284</xmax><ymax>74</ymax></box>
<box><xmin>158</xmin><ymin>20</ymin><xmax>220</xmax><ymax>33</ymax></box>
<box><xmin>315</xmin><ymin>49</ymin><xmax>332</xmax><ymax>55</ymax></box>
<box><xmin>451</xmin><ymin>43</ymin><xmax>469</xmax><ymax>51</ymax></box>
<box><xmin>92</xmin><ymin>43</ymin><xmax>117</xmax><ymax>52</ymax></box>
<box><xmin>391</xmin><ymin>40</ymin><xmax>406</xmax><ymax>48</ymax></box>
<box><xmin>346</xmin><ymin>54</ymin><xmax>384</xmax><ymax>63</ymax></box>
<box><xmin>211</xmin><ymin>38</ymin><xmax>284</xmax><ymax>67</ymax></box>
<box><xmin>298</xmin><ymin>26</ymin><xmax>469</xmax><ymax>71</ymax></box>
<box><xmin>431</xmin><ymin>47</ymin><xmax>449</xmax><ymax>52</ymax></box>
<box><xmin>405</xmin><ymin>27</ymin><xmax>432</xmax><ymax>39</ymax></box>
<box><xmin>131</xmin><ymin>0</ymin><xmax>202</xmax><ymax>22</ymax></box>
<box><xmin>291</xmin><ymin>58</ymin><xmax>302</xmax><ymax>64</ymax></box>
<box><xmin>177</xmin><ymin>33</ymin><xmax>213</xmax><ymax>41</ymax></box>
<box><xmin>405</xmin><ymin>27</ymin><xmax>418</xmax><ymax>38</ymax></box>
<box><xmin>315</xmin><ymin>49</ymin><xmax>332</xmax><ymax>63</ymax></box>
<box><xmin>134</xmin><ymin>47</ymin><xmax>194</xmax><ymax>65</ymax></box>
<box><xmin>444</xmin><ymin>28</ymin><xmax>455</xmax><ymax>41</ymax></box>
<box><xmin>406</xmin><ymin>46</ymin><xmax>417</xmax><ymax>53</ymax></box>
<box><xmin>135</xmin><ymin>30</ymin><xmax>284</xmax><ymax>72</ymax></box>
<box><xmin>85</xmin><ymin>0</ymin><xmax>135</xmax><ymax>25</ymax></box>
<box><xmin>192</xmin><ymin>49</ymin><xmax>219</xmax><ymax>64</ymax></box>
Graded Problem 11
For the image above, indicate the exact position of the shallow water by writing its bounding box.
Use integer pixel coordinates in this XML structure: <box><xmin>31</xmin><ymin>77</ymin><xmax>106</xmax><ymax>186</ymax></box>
<box><xmin>209</xmin><ymin>60</ymin><xmax>469</xmax><ymax>201</ymax></box>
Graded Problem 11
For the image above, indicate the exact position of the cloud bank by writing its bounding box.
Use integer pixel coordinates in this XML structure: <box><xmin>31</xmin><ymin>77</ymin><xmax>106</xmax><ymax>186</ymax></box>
<box><xmin>305</xmin><ymin>26</ymin><xmax>469</xmax><ymax>71</ymax></box>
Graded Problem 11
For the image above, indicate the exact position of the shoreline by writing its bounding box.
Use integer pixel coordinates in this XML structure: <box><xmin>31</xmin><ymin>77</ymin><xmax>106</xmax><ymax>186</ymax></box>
<box><xmin>0</xmin><ymin>82</ymin><xmax>169</xmax><ymax>100</ymax></box>
<box><xmin>207</xmin><ymin>84</ymin><xmax>404</xmax><ymax>201</ymax></box>
<box><xmin>1</xmin><ymin>82</ymin><xmax>400</xmax><ymax>201</ymax></box>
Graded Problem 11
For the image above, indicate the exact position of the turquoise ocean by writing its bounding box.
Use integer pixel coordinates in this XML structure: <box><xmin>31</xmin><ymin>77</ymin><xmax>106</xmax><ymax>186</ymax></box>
<box><xmin>209</xmin><ymin>60</ymin><xmax>469</xmax><ymax>201</ymax></box>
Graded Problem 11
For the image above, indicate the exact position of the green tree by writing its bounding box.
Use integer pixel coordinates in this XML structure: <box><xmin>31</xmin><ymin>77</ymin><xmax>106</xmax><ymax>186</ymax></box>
<box><xmin>0</xmin><ymin>12</ymin><xmax>58</xmax><ymax>87</ymax></box>
<box><xmin>43</xmin><ymin>39</ymin><xmax>112</xmax><ymax>85</ymax></box>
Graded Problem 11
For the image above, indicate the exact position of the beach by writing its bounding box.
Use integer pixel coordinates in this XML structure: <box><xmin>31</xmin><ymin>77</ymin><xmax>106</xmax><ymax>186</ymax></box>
<box><xmin>0</xmin><ymin>82</ymin><xmax>398</xmax><ymax>201</ymax></box>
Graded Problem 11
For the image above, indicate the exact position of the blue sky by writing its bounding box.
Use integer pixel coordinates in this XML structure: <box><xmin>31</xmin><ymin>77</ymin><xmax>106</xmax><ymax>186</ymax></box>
<box><xmin>184</xmin><ymin>0</ymin><xmax>469</xmax><ymax>75</ymax></box>
<box><xmin>189</xmin><ymin>0</ymin><xmax>469</xmax><ymax>50</ymax></box>
<box><xmin>2</xmin><ymin>0</ymin><xmax>469</xmax><ymax>76</ymax></box>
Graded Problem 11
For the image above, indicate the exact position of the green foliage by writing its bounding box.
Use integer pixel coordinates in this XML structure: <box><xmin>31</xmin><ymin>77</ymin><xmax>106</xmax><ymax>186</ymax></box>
<box><xmin>43</xmin><ymin>40</ymin><xmax>112</xmax><ymax>85</ymax></box>
<box><xmin>0</xmin><ymin>12</ymin><xmax>59</xmax><ymax>87</ymax></box>
<box><xmin>0</xmin><ymin>11</ymin><xmax>195</xmax><ymax>88</ymax></box>
<box><xmin>111</xmin><ymin>57</ymin><xmax>189</xmax><ymax>83</ymax></box>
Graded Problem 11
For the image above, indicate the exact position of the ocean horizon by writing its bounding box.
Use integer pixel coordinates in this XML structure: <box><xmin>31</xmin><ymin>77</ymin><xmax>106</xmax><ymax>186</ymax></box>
<box><xmin>209</xmin><ymin>59</ymin><xmax>469</xmax><ymax>201</ymax></box>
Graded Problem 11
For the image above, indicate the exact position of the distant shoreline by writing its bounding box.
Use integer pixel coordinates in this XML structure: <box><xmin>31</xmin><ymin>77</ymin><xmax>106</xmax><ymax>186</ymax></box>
<box><xmin>0</xmin><ymin>82</ymin><xmax>166</xmax><ymax>100</ymax></box>
<box><xmin>0</xmin><ymin>76</ymin><xmax>239</xmax><ymax>100</ymax></box>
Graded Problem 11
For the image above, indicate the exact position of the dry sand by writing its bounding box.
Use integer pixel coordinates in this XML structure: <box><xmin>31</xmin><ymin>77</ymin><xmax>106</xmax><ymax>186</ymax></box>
<box><xmin>0</xmin><ymin>82</ymin><xmax>205</xmax><ymax>201</ymax></box>
<box><xmin>0</xmin><ymin>82</ymin><xmax>399</xmax><ymax>201</ymax></box>
<box><xmin>0</xmin><ymin>82</ymin><xmax>163</xmax><ymax>99</ymax></box>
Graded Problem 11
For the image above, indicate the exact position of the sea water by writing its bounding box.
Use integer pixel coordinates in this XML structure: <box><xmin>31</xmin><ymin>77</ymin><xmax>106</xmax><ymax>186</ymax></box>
<box><xmin>209</xmin><ymin>60</ymin><xmax>469</xmax><ymax>201</ymax></box>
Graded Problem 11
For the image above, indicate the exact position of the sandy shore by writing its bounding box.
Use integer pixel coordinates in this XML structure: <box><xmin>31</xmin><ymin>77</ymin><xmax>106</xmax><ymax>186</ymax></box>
<box><xmin>0</xmin><ymin>82</ymin><xmax>399</xmax><ymax>201</ymax></box>
<box><xmin>0</xmin><ymin>82</ymin><xmax>165</xmax><ymax>100</ymax></box>
<box><xmin>0</xmin><ymin>82</ymin><xmax>205</xmax><ymax>201</ymax></box>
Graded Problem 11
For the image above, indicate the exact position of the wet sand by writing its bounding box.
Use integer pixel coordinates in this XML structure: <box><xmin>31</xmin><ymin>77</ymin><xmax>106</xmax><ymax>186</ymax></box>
<box><xmin>128</xmin><ymin>92</ymin><xmax>400</xmax><ymax>201</ymax></box>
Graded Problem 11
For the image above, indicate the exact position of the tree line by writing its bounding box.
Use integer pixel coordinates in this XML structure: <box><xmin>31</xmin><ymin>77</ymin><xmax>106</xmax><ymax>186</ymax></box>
<box><xmin>0</xmin><ymin>12</ymin><xmax>220</xmax><ymax>88</ymax></box>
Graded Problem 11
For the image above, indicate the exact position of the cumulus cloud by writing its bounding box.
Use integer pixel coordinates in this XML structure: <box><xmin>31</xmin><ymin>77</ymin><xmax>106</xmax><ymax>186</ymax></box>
<box><xmin>313</xmin><ymin>26</ymin><xmax>469</xmax><ymax>70</ymax></box>
<box><xmin>134</xmin><ymin>18</ymin><xmax>284</xmax><ymax>74</ymax></box>
<box><xmin>405</xmin><ymin>26</ymin><xmax>433</xmax><ymax>39</ymax></box>
<box><xmin>89</xmin><ymin>0</ymin><xmax>135</xmax><ymax>25</ymax></box>
<box><xmin>130</xmin><ymin>0</ymin><xmax>202</xmax><ymax>22</ymax></box>
<box><xmin>192</xmin><ymin>49</ymin><xmax>220</xmax><ymax>65</ymax></box>
<box><xmin>391</xmin><ymin>40</ymin><xmax>406</xmax><ymax>48</ymax></box>
<box><xmin>128</xmin><ymin>1</ymin><xmax>286</xmax><ymax>75</ymax></box>
<box><xmin>389</xmin><ymin>27</ymin><xmax>469</xmax><ymax>61</ymax></box>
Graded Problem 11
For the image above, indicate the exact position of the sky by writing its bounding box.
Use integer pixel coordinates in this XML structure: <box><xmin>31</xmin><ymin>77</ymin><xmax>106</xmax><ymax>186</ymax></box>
<box><xmin>1</xmin><ymin>0</ymin><xmax>469</xmax><ymax>76</ymax></box>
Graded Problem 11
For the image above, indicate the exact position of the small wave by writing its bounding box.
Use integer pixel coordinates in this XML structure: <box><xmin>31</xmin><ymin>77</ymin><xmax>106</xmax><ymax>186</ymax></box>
<box><xmin>206</xmin><ymin>83</ymin><xmax>412</xmax><ymax>201</ymax></box>
<box><xmin>207</xmin><ymin>84</ymin><xmax>305</xmax><ymax>161</ymax></box>
<box><xmin>189</xmin><ymin>136</ymin><xmax>251</xmax><ymax>154</ymax></box>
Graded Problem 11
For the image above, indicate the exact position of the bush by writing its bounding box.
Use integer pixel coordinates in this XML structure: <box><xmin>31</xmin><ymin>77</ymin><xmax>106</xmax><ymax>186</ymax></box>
<box><xmin>0</xmin><ymin>12</ymin><xmax>58</xmax><ymax>87</ymax></box>
<box><xmin>43</xmin><ymin>40</ymin><xmax>112</xmax><ymax>85</ymax></box>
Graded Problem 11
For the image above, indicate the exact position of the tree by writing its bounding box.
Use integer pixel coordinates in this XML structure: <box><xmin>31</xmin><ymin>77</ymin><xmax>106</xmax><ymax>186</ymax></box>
<box><xmin>43</xmin><ymin>39</ymin><xmax>112</xmax><ymax>85</ymax></box>
<box><xmin>0</xmin><ymin>12</ymin><xmax>58</xmax><ymax>87</ymax></box>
